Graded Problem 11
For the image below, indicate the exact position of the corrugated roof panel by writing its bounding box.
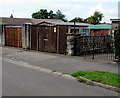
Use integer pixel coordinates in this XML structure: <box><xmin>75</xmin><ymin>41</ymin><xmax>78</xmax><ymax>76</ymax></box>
<box><xmin>87</xmin><ymin>25</ymin><xmax>112</xmax><ymax>29</ymax></box>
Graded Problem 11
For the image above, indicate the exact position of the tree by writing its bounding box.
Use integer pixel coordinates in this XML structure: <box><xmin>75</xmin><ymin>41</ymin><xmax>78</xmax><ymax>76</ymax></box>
<box><xmin>32</xmin><ymin>9</ymin><xmax>67</xmax><ymax>21</ymax></box>
<box><xmin>55</xmin><ymin>10</ymin><xmax>67</xmax><ymax>22</ymax></box>
<box><xmin>48</xmin><ymin>10</ymin><xmax>56</xmax><ymax>19</ymax></box>
<box><xmin>70</xmin><ymin>17</ymin><xmax>85</xmax><ymax>22</ymax></box>
<box><xmin>32</xmin><ymin>9</ymin><xmax>56</xmax><ymax>19</ymax></box>
<box><xmin>85</xmin><ymin>11</ymin><xmax>104</xmax><ymax>24</ymax></box>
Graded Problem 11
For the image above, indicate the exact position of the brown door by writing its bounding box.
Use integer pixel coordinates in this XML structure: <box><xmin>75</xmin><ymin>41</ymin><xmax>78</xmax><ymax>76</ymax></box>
<box><xmin>5</xmin><ymin>27</ymin><xmax>22</xmax><ymax>48</ymax></box>
<box><xmin>30</xmin><ymin>26</ymin><xmax>57</xmax><ymax>52</ymax></box>
<box><xmin>44</xmin><ymin>27</ymin><xmax>51</xmax><ymax>52</ymax></box>
<box><xmin>38</xmin><ymin>26</ymin><xmax>57</xmax><ymax>53</ymax></box>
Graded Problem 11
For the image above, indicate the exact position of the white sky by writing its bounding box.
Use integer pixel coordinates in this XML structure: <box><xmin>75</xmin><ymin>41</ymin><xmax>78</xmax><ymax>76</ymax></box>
<box><xmin>0</xmin><ymin>0</ymin><xmax>119</xmax><ymax>23</ymax></box>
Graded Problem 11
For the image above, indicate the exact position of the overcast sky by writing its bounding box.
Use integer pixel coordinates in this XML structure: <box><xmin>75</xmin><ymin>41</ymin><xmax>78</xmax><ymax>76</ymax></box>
<box><xmin>0</xmin><ymin>0</ymin><xmax>119</xmax><ymax>23</ymax></box>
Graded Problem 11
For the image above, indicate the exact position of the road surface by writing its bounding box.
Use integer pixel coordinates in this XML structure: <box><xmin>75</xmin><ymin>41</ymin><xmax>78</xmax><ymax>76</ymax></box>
<box><xmin>2</xmin><ymin>59</ymin><xmax>118</xmax><ymax>96</ymax></box>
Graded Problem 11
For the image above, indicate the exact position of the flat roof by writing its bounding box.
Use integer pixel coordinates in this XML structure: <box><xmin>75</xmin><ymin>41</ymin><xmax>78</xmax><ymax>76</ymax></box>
<box><xmin>110</xmin><ymin>19</ymin><xmax>120</xmax><ymax>22</ymax></box>
<box><xmin>87</xmin><ymin>25</ymin><xmax>112</xmax><ymax>29</ymax></box>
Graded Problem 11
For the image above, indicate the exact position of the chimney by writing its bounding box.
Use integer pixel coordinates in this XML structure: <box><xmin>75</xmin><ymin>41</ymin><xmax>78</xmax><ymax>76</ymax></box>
<box><xmin>10</xmin><ymin>14</ymin><xmax>13</xmax><ymax>18</ymax></box>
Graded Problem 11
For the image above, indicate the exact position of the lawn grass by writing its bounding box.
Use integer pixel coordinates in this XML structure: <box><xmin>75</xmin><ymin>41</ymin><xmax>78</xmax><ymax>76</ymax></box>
<box><xmin>0</xmin><ymin>22</ymin><xmax>7</xmax><ymax>24</ymax></box>
<box><xmin>71</xmin><ymin>71</ymin><xmax>120</xmax><ymax>88</ymax></box>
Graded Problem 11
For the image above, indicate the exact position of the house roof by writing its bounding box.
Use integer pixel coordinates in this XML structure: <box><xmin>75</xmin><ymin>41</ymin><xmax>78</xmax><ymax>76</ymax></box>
<box><xmin>0</xmin><ymin>17</ymin><xmax>91</xmax><ymax>26</ymax></box>
<box><xmin>0</xmin><ymin>17</ymin><xmax>64</xmax><ymax>25</ymax></box>
<box><xmin>0</xmin><ymin>17</ymin><xmax>32</xmax><ymax>25</ymax></box>
<box><xmin>87</xmin><ymin>25</ymin><xmax>112</xmax><ymax>29</ymax></box>
<box><xmin>38</xmin><ymin>21</ymin><xmax>91</xmax><ymax>26</ymax></box>
<box><xmin>110</xmin><ymin>19</ymin><xmax>120</xmax><ymax>22</ymax></box>
<box><xmin>57</xmin><ymin>22</ymin><xmax>91</xmax><ymax>26</ymax></box>
<box><xmin>31</xmin><ymin>19</ymin><xmax>64</xmax><ymax>24</ymax></box>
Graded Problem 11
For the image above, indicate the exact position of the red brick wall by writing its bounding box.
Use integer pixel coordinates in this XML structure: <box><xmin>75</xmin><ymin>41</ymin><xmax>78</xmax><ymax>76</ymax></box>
<box><xmin>90</xmin><ymin>29</ymin><xmax>110</xmax><ymax>36</ymax></box>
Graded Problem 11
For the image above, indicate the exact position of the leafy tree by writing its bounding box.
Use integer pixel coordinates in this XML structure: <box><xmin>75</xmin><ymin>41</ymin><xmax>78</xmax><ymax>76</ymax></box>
<box><xmin>85</xmin><ymin>11</ymin><xmax>104</xmax><ymax>24</ymax></box>
<box><xmin>55</xmin><ymin>10</ymin><xmax>67</xmax><ymax>22</ymax></box>
<box><xmin>48</xmin><ymin>10</ymin><xmax>56</xmax><ymax>19</ymax></box>
<box><xmin>32</xmin><ymin>9</ymin><xmax>67</xmax><ymax>21</ymax></box>
<box><xmin>32</xmin><ymin>9</ymin><xmax>56</xmax><ymax>19</ymax></box>
<box><xmin>70</xmin><ymin>17</ymin><xmax>85</xmax><ymax>23</ymax></box>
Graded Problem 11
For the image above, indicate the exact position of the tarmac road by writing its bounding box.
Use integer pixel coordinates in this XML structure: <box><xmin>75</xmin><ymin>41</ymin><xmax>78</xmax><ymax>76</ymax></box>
<box><xmin>2</xmin><ymin>59</ymin><xmax>118</xmax><ymax>96</ymax></box>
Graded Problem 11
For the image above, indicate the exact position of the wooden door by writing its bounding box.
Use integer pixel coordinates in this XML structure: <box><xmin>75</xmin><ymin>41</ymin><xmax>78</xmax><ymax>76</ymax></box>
<box><xmin>38</xmin><ymin>26</ymin><xmax>57</xmax><ymax>53</ymax></box>
<box><xmin>30</xmin><ymin>25</ymin><xmax>57</xmax><ymax>53</ymax></box>
<box><xmin>5</xmin><ymin>27</ymin><xmax>22</xmax><ymax>48</ymax></box>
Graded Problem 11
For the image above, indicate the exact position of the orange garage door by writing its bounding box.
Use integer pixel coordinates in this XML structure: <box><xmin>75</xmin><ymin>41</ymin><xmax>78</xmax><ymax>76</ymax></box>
<box><xmin>5</xmin><ymin>27</ymin><xmax>22</xmax><ymax>48</ymax></box>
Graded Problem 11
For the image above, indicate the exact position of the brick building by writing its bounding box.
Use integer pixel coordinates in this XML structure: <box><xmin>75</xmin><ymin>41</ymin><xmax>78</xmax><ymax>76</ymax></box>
<box><xmin>87</xmin><ymin>25</ymin><xmax>112</xmax><ymax>36</ymax></box>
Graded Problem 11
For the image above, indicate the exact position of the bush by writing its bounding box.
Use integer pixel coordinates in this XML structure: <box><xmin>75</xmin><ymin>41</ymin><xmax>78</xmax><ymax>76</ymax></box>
<box><xmin>114</xmin><ymin>29</ymin><xmax>120</xmax><ymax>60</ymax></box>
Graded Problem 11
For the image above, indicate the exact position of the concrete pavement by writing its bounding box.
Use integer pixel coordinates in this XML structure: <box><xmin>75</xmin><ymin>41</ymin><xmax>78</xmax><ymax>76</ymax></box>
<box><xmin>2</xmin><ymin>47</ymin><xmax>118</xmax><ymax>73</ymax></box>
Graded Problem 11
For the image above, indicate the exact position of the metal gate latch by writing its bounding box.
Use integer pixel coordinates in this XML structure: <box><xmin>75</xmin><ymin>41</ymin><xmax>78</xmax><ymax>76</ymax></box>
<box><xmin>44</xmin><ymin>39</ymin><xmax>48</xmax><ymax>41</ymax></box>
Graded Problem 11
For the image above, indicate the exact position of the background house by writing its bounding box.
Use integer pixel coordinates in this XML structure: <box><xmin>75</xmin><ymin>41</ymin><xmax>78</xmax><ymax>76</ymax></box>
<box><xmin>87</xmin><ymin>25</ymin><xmax>112</xmax><ymax>36</ymax></box>
<box><xmin>110</xmin><ymin>19</ymin><xmax>120</xmax><ymax>37</ymax></box>
<box><xmin>110</xmin><ymin>19</ymin><xmax>120</xmax><ymax>33</ymax></box>
<box><xmin>111</xmin><ymin>19</ymin><xmax>120</xmax><ymax>30</ymax></box>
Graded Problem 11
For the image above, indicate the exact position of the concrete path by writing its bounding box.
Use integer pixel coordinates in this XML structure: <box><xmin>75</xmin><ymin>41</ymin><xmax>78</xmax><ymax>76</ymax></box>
<box><xmin>2</xmin><ymin>47</ymin><xmax>119</xmax><ymax>73</ymax></box>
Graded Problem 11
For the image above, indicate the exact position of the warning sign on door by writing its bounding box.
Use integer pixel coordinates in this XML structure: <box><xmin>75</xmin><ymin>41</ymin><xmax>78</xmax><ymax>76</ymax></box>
<box><xmin>54</xmin><ymin>27</ymin><xmax>56</xmax><ymax>32</ymax></box>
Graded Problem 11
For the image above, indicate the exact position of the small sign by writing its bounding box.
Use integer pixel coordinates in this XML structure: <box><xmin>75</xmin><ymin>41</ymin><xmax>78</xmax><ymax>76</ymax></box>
<box><xmin>54</xmin><ymin>27</ymin><xmax>57</xmax><ymax>32</ymax></box>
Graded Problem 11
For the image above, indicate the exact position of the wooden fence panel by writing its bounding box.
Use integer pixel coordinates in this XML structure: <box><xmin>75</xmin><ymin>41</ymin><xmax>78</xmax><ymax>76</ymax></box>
<box><xmin>58</xmin><ymin>26</ymin><xmax>68</xmax><ymax>54</ymax></box>
<box><xmin>30</xmin><ymin>25</ymin><xmax>38</xmax><ymax>50</ymax></box>
<box><xmin>50</xmin><ymin>27</ymin><xmax>57</xmax><ymax>53</ymax></box>
<box><xmin>38</xmin><ymin>26</ymin><xmax>45</xmax><ymax>51</ymax></box>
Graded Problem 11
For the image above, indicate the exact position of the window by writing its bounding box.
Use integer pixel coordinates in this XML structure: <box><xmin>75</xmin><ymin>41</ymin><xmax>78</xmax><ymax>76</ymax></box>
<box><xmin>80</xmin><ymin>28</ymin><xmax>89</xmax><ymax>35</ymax></box>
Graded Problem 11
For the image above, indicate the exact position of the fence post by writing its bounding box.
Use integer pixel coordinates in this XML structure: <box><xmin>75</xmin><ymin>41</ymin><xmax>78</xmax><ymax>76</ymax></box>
<box><xmin>92</xmin><ymin>36</ymin><xmax>95</xmax><ymax>59</ymax></box>
<box><xmin>73</xmin><ymin>35</ymin><xmax>77</xmax><ymax>56</ymax></box>
<box><xmin>57</xmin><ymin>26</ymin><xmax>60</xmax><ymax>53</ymax></box>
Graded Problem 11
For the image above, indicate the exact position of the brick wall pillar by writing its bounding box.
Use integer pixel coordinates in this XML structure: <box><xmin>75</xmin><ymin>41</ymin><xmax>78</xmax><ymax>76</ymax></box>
<box><xmin>66</xmin><ymin>34</ymin><xmax>75</xmax><ymax>56</ymax></box>
<box><xmin>22</xmin><ymin>24</ymin><xmax>30</xmax><ymax>50</ymax></box>
<box><xmin>0</xmin><ymin>25</ymin><xmax>5</xmax><ymax>46</ymax></box>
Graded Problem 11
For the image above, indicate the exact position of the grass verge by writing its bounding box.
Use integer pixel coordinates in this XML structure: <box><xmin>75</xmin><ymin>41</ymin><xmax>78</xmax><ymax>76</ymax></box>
<box><xmin>52</xmin><ymin>70</ymin><xmax>57</xmax><ymax>72</ymax></box>
<box><xmin>71</xmin><ymin>71</ymin><xmax>120</xmax><ymax>88</ymax></box>
<box><xmin>76</xmin><ymin>76</ymin><xmax>94</xmax><ymax>86</ymax></box>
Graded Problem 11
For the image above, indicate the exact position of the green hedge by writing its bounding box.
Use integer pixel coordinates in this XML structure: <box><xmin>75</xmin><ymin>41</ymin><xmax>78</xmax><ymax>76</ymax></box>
<box><xmin>114</xmin><ymin>29</ymin><xmax>120</xmax><ymax>60</ymax></box>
